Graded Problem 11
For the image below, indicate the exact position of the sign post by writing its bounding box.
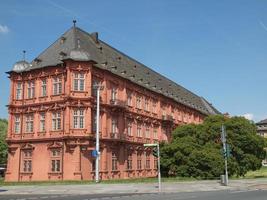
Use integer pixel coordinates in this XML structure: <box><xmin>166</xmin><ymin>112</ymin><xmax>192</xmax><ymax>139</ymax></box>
<box><xmin>144</xmin><ymin>143</ymin><xmax>161</xmax><ymax>192</ymax></box>
<box><xmin>93</xmin><ymin>84</ymin><xmax>104</xmax><ymax>183</ymax></box>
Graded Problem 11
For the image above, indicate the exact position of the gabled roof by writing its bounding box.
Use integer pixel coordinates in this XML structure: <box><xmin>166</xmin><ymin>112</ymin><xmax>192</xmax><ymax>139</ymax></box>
<box><xmin>10</xmin><ymin>25</ymin><xmax>220</xmax><ymax>116</ymax></box>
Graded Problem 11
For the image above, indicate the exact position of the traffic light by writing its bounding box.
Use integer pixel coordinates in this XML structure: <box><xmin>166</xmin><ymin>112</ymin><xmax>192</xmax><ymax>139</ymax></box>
<box><xmin>226</xmin><ymin>144</ymin><xmax>232</xmax><ymax>158</ymax></box>
<box><xmin>152</xmin><ymin>147</ymin><xmax>158</xmax><ymax>157</ymax></box>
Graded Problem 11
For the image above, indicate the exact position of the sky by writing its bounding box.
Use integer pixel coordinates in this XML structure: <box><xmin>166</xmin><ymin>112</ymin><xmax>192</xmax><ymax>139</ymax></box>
<box><xmin>0</xmin><ymin>0</ymin><xmax>267</xmax><ymax>122</ymax></box>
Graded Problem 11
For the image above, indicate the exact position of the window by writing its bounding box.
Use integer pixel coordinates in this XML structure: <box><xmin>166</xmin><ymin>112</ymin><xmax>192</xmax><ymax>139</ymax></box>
<box><xmin>111</xmin><ymin>117</ymin><xmax>118</xmax><ymax>134</ymax></box>
<box><xmin>16</xmin><ymin>82</ymin><xmax>22</xmax><ymax>100</ymax></box>
<box><xmin>137</xmin><ymin>153</ymin><xmax>142</xmax><ymax>170</ymax></box>
<box><xmin>136</xmin><ymin>96</ymin><xmax>142</xmax><ymax>109</ymax></box>
<box><xmin>162</xmin><ymin>105</ymin><xmax>166</xmax><ymax>116</ymax></box>
<box><xmin>14</xmin><ymin>115</ymin><xmax>20</xmax><ymax>133</ymax></box>
<box><xmin>22</xmin><ymin>150</ymin><xmax>32</xmax><ymax>172</ymax></box>
<box><xmin>73</xmin><ymin>109</ymin><xmax>84</xmax><ymax>129</ymax></box>
<box><xmin>111</xmin><ymin>152</ymin><xmax>118</xmax><ymax>171</ymax></box>
<box><xmin>137</xmin><ymin>123</ymin><xmax>142</xmax><ymax>137</ymax></box>
<box><xmin>126</xmin><ymin>120</ymin><xmax>132</xmax><ymax>136</ymax></box>
<box><xmin>154</xmin><ymin>157</ymin><xmax>158</xmax><ymax>169</ymax></box>
<box><xmin>144</xmin><ymin>98</ymin><xmax>149</xmax><ymax>111</ymax></box>
<box><xmin>153</xmin><ymin>127</ymin><xmax>158</xmax><ymax>139</ymax></box>
<box><xmin>27</xmin><ymin>81</ymin><xmax>35</xmax><ymax>99</ymax></box>
<box><xmin>111</xmin><ymin>87</ymin><xmax>117</xmax><ymax>101</ymax></box>
<box><xmin>92</xmin><ymin>79</ymin><xmax>100</xmax><ymax>97</ymax></box>
<box><xmin>53</xmin><ymin>77</ymin><xmax>62</xmax><ymax>95</ymax></box>
<box><xmin>25</xmin><ymin>114</ymin><xmax>34</xmax><ymax>133</ymax></box>
<box><xmin>152</xmin><ymin>100</ymin><xmax>157</xmax><ymax>113</ymax></box>
<box><xmin>145</xmin><ymin>125</ymin><xmax>150</xmax><ymax>138</ymax></box>
<box><xmin>127</xmin><ymin>91</ymin><xmax>132</xmax><ymax>106</ymax></box>
<box><xmin>126</xmin><ymin>153</ymin><xmax>132</xmax><ymax>170</ymax></box>
<box><xmin>73</xmin><ymin>73</ymin><xmax>85</xmax><ymax>91</ymax></box>
<box><xmin>145</xmin><ymin>152</ymin><xmax>150</xmax><ymax>169</ymax></box>
<box><xmin>39</xmin><ymin>112</ymin><xmax>46</xmax><ymax>132</ymax></box>
<box><xmin>41</xmin><ymin>79</ymin><xmax>47</xmax><ymax>97</ymax></box>
<box><xmin>51</xmin><ymin>149</ymin><xmax>61</xmax><ymax>172</ymax></box>
<box><xmin>52</xmin><ymin>112</ymin><xmax>61</xmax><ymax>130</ymax></box>
<box><xmin>92</xmin><ymin>112</ymin><xmax>96</xmax><ymax>132</ymax></box>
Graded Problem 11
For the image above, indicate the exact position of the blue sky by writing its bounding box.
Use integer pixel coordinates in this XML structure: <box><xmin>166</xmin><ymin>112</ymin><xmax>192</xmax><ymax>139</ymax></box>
<box><xmin>0</xmin><ymin>0</ymin><xmax>267</xmax><ymax>122</ymax></box>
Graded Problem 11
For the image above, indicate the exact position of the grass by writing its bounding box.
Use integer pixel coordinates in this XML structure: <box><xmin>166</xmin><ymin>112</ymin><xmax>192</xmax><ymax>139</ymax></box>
<box><xmin>0</xmin><ymin>176</ymin><xmax>197</xmax><ymax>186</ymax></box>
<box><xmin>1</xmin><ymin>167</ymin><xmax>267</xmax><ymax>186</ymax></box>
<box><xmin>243</xmin><ymin>167</ymin><xmax>267</xmax><ymax>179</ymax></box>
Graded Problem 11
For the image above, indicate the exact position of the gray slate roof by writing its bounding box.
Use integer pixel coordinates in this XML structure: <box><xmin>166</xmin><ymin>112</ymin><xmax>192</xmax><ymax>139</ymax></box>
<box><xmin>257</xmin><ymin>119</ymin><xmax>267</xmax><ymax>125</ymax></box>
<box><xmin>11</xmin><ymin>26</ymin><xmax>220</xmax><ymax>116</ymax></box>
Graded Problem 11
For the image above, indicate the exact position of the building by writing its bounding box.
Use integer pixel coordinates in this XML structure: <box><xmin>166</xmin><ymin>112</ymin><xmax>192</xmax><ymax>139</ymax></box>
<box><xmin>5</xmin><ymin>22</ymin><xmax>219</xmax><ymax>182</ymax></box>
<box><xmin>256</xmin><ymin>119</ymin><xmax>267</xmax><ymax>166</ymax></box>
<box><xmin>256</xmin><ymin>119</ymin><xmax>267</xmax><ymax>138</ymax></box>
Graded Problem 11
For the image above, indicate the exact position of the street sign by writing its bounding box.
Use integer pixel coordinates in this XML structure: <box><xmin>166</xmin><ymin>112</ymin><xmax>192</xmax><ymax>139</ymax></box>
<box><xmin>91</xmin><ymin>150</ymin><xmax>98</xmax><ymax>158</ymax></box>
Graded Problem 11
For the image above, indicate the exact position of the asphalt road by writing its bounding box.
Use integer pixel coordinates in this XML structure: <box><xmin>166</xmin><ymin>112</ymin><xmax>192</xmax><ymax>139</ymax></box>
<box><xmin>1</xmin><ymin>190</ymin><xmax>267</xmax><ymax>200</ymax></box>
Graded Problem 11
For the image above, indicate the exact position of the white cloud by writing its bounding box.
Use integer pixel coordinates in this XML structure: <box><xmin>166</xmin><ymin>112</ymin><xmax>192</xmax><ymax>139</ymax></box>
<box><xmin>242</xmin><ymin>113</ymin><xmax>254</xmax><ymax>120</ymax></box>
<box><xmin>0</xmin><ymin>25</ymin><xmax>9</xmax><ymax>34</ymax></box>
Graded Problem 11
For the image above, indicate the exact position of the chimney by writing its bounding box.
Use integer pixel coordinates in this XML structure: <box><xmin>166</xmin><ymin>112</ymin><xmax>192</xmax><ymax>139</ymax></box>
<box><xmin>91</xmin><ymin>32</ymin><xmax>99</xmax><ymax>43</ymax></box>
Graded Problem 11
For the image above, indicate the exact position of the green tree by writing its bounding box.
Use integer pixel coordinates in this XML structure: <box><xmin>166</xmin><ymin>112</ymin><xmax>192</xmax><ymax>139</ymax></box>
<box><xmin>161</xmin><ymin>115</ymin><xmax>266</xmax><ymax>178</ymax></box>
<box><xmin>0</xmin><ymin>118</ymin><xmax>8</xmax><ymax>164</ymax></box>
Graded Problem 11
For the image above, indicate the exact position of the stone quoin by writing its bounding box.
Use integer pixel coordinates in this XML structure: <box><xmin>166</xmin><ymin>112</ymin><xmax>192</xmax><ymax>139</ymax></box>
<box><xmin>5</xmin><ymin>23</ymin><xmax>219</xmax><ymax>182</ymax></box>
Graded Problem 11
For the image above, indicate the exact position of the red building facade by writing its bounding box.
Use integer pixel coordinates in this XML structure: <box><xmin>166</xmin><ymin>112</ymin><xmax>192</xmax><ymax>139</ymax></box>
<box><xmin>5</xmin><ymin>24</ymin><xmax>218</xmax><ymax>182</ymax></box>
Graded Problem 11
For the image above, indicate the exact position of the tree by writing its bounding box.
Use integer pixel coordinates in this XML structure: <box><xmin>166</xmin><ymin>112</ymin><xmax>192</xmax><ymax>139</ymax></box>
<box><xmin>0</xmin><ymin>118</ymin><xmax>8</xmax><ymax>165</ymax></box>
<box><xmin>161</xmin><ymin>115</ymin><xmax>266</xmax><ymax>178</ymax></box>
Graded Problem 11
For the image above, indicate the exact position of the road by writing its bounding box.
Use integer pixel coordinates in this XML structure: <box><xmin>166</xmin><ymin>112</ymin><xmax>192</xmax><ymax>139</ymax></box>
<box><xmin>0</xmin><ymin>190</ymin><xmax>267</xmax><ymax>200</ymax></box>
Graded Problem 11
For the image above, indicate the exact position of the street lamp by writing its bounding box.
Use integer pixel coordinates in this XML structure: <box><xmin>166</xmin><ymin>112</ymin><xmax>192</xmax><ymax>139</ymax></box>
<box><xmin>144</xmin><ymin>143</ymin><xmax>161</xmax><ymax>192</ymax></box>
<box><xmin>93</xmin><ymin>84</ymin><xmax>104</xmax><ymax>183</ymax></box>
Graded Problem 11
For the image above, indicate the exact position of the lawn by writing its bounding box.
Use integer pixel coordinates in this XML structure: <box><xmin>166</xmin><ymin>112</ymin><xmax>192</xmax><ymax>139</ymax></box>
<box><xmin>244</xmin><ymin>167</ymin><xmax>267</xmax><ymax>179</ymax></box>
<box><xmin>1</xmin><ymin>168</ymin><xmax>266</xmax><ymax>186</ymax></box>
<box><xmin>0</xmin><ymin>176</ymin><xmax>197</xmax><ymax>186</ymax></box>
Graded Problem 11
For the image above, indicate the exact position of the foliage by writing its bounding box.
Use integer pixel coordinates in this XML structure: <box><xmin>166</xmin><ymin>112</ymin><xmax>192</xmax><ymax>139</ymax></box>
<box><xmin>160</xmin><ymin>115</ymin><xmax>266</xmax><ymax>178</ymax></box>
<box><xmin>0</xmin><ymin>118</ymin><xmax>8</xmax><ymax>164</ymax></box>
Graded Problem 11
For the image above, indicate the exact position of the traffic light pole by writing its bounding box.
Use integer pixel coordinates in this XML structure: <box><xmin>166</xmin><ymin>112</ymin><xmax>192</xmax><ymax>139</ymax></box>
<box><xmin>221</xmin><ymin>125</ymin><xmax>228</xmax><ymax>186</ymax></box>
<box><xmin>144</xmin><ymin>143</ymin><xmax>161</xmax><ymax>192</ymax></box>
<box><xmin>157</xmin><ymin>143</ymin><xmax>161</xmax><ymax>192</ymax></box>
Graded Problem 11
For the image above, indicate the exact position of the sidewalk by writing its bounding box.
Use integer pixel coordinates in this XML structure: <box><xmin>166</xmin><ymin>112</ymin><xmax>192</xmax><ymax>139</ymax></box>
<box><xmin>1</xmin><ymin>179</ymin><xmax>267</xmax><ymax>195</ymax></box>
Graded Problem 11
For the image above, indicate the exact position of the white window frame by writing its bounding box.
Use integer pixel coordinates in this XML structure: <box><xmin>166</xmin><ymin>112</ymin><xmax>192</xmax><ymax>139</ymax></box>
<box><xmin>53</xmin><ymin>77</ymin><xmax>62</xmax><ymax>95</ymax></box>
<box><xmin>73</xmin><ymin>109</ymin><xmax>85</xmax><ymax>129</ymax></box>
<box><xmin>111</xmin><ymin>87</ymin><xmax>117</xmax><ymax>101</ymax></box>
<box><xmin>14</xmin><ymin>115</ymin><xmax>20</xmax><ymax>133</ymax></box>
<box><xmin>16</xmin><ymin>82</ymin><xmax>22</xmax><ymax>100</ymax></box>
<box><xmin>27</xmin><ymin>81</ymin><xmax>35</xmax><ymax>99</ymax></box>
<box><xmin>41</xmin><ymin>79</ymin><xmax>47</xmax><ymax>97</ymax></box>
<box><xmin>25</xmin><ymin>114</ymin><xmax>34</xmax><ymax>133</ymax></box>
<box><xmin>137</xmin><ymin>123</ymin><xmax>142</xmax><ymax>137</ymax></box>
<box><xmin>39</xmin><ymin>112</ymin><xmax>46</xmax><ymax>132</ymax></box>
<box><xmin>111</xmin><ymin>117</ymin><xmax>118</xmax><ymax>134</ymax></box>
<box><xmin>73</xmin><ymin>73</ymin><xmax>85</xmax><ymax>91</ymax></box>
<box><xmin>52</xmin><ymin>111</ymin><xmax>61</xmax><ymax>131</ymax></box>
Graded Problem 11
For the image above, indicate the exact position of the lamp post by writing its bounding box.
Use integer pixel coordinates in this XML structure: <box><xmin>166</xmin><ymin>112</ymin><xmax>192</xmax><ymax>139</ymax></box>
<box><xmin>144</xmin><ymin>143</ymin><xmax>161</xmax><ymax>192</ymax></box>
<box><xmin>93</xmin><ymin>84</ymin><xmax>104</xmax><ymax>183</ymax></box>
